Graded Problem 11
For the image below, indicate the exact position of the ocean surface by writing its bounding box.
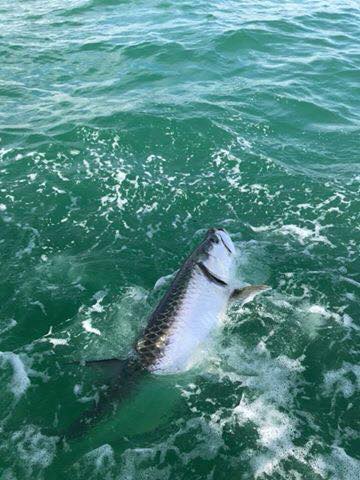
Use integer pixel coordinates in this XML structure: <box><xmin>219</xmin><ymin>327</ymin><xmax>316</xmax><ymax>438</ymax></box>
<box><xmin>0</xmin><ymin>0</ymin><xmax>359</xmax><ymax>478</ymax></box>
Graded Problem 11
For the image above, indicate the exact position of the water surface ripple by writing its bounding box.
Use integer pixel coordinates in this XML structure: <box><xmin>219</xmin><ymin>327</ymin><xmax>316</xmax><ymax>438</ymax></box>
<box><xmin>0</xmin><ymin>0</ymin><xmax>359</xmax><ymax>479</ymax></box>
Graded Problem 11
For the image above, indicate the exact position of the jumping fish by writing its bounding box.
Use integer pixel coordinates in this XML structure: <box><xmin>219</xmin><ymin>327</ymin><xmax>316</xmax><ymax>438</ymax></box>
<box><xmin>135</xmin><ymin>227</ymin><xmax>268</xmax><ymax>373</ymax></box>
<box><xmin>67</xmin><ymin>228</ymin><xmax>269</xmax><ymax>436</ymax></box>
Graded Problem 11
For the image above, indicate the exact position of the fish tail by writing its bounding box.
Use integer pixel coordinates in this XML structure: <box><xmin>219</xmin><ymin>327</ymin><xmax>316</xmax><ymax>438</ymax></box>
<box><xmin>64</xmin><ymin>357</ymin><xmax>145</xmax><ymax>440</ymax></box>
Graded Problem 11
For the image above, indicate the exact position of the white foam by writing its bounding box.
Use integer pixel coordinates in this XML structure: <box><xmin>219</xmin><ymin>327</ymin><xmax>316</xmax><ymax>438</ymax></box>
<box><xmin>47</xmin><ymin>338</ymin><xmax>68</xmax><ymax>346</ymax></box>
<box><xmin>342</xmin><ymin>314</ymin><xmax>360</xmax><ymax>331</ymax></box>
<box><xmin>176</xmin><ymin>339</ymin><xmax>318</xmax><ymax>479</ymax></box>
<box><xmin>311</xmin><ymin>445</ymin><xmax>360</xmax><ymax>479</ymax></box>
<box><xmin>83</xmin><ymin>444</ymin><xmax>115</xmax><ymax>472</ymax></box>
<box><xmin>279</xmin><ymin>224</ymin><xmax>331</xmax><ymax>245</ymax></box>
<box><xmin>223</xmin><ymin>343</ymin><xmax>306</xmax><ymax>478</ymax></box>
<box><xmin>52</xmin><ymin>186</ymin><xmax>66</xmax><ymax>194</ymax></box>
<box><xmin>79</xmin><ymin>291</ymin><xmax>108</xmax><ymax>335</ymax></box>
<box><xmin>0</xmin><ymin>352</ymin><xmax>31</xmax><ymax>398</ymax></box>
<box><xmin>308</xmin><ymin>305</ymin><xmax>330</xmax><ymax>316</ymax></box>
<box><xmin>89</xmin><ymin>290</ymin><xmax>107</xmax><ymax>311</ymax></box>
<box><xmin>89</xmin><ymin>300</ymin><xmax>104</xmax><ymax>314</ymax></box>
<box><xmin>29</xmin><ymin>300</ymin><xmax>47</xmax><ymax>316</ymax></box>
<box><xmin>328</xmin><ymin>446</ymin><xmax>360</xmax><ymax>479</ymax></box>
<box><xmin>323</xmin><ymin>362</ymin><xmax>360</xmax><ymax>399</ymax></box>
<box><xmin>248</xmin><ymin>224</ymin><xmax>274</xmax><ymax>233</ymax></box>
<box><xmin>297</xmin><ymin>302</ymin><xmax>342</xmax><ymax>338</ymax></box>
<box><xmin>341</xmin><ymin>276</ymin><xmax>360</xmax><ymax>288</ymax></box>
<box><xmin>146</xmin><ymin>222</ymin><xmax>161</xmax><ymax>239</ymax></box>
<box><xmin>0</xmin><ymin>318</ymin><xmax>17</xmax><ymax>335</ymax></box>
<box><xmin>99</xmin><ymin>168</ymin><xmax>128</xmax><ymax>211</ymax></box>
<box><xmin>82</xmin><ymin>319</ymin><xmax>101</xmax><ymax>336</ymax></box>
<box><xmin>136</xmin><ymin>201</ymin><xmax>158</xmax><ymax>216</ymax></box>
<box><xmin>73</xmin><ymin>384</ymin><xmax>82</xmax><ymax>396</ymax></box>
<box><xmin>9</xmin><ymin>425</ymin><xmax>57</xmax><ymax>477</ymax></box>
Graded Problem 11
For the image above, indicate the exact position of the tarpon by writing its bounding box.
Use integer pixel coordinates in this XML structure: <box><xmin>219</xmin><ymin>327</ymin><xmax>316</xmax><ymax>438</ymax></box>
<box><xmin>67</xmin><ymin>228</ymin><xmax>269</xmax><ymax>436</ymax></box>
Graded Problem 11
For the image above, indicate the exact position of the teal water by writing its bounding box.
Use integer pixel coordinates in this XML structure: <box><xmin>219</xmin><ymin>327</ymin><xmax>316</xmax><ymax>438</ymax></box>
<box><xmin>1</xmin><ymin>0</ymin><xmax>359</xmax><ymax>478</ymax></box>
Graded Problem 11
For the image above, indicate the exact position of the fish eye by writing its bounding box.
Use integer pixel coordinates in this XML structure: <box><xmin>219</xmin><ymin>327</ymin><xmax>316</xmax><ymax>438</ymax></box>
<box><xmin>210</xmin><ymin>235</ymin><xmax>219</xmax><ymax>243</ymax></box>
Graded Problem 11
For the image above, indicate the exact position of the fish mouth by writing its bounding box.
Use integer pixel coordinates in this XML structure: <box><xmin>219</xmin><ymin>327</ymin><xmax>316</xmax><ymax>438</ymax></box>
<box><xmin>203</xmin><ymin>228</ymin><xmax>235</xmax><ymax>256</ymax></box>
<box><xmin>214</xmin><ymin>228</ymin><xmax>235</xmax><ymax>255</ymax></box>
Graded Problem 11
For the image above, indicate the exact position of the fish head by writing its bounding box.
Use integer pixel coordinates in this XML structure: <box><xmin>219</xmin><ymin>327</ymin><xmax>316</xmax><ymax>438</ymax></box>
<box><xmin>199</xmin><ymin>228</ymin><xmax>236</xmax><ymax>285</ymax></box>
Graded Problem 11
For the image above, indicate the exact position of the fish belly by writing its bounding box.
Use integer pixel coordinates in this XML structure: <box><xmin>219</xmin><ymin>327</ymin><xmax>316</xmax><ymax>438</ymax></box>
<box><xmin>151</xmin><ymin>271</ymin><xmax>229</xmax><ymax>373</ymax></box>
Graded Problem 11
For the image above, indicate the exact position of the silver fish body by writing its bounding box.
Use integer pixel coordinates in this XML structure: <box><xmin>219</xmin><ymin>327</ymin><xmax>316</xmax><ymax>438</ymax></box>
<box><xmin>66</xmin><ymin>229</ymin><xmax>268</xmax><ymax>438</ymax></box>
<box><xmin>135</xmin><ymin>228</ymin><xmax>237</xmax><ymax>373</ymax></box>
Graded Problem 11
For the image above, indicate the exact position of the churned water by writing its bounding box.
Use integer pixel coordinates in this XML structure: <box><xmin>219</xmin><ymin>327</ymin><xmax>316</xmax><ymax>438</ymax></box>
<box><xmin>0</xmin><ymin>0</ymin><xmax>359</xmax><ymax>478</ymax></box>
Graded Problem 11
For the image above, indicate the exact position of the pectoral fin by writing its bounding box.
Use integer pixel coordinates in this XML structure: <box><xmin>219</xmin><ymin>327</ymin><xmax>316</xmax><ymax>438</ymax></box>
<box><xmin>230</xmin><ymin>285</ymin><xmax>271</xmax><ymax>303</ymax></box>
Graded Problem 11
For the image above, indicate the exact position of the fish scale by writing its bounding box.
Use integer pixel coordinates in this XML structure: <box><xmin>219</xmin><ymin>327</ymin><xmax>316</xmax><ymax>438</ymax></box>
<box><xmin>136</xmin><ymin>229</ymin><xmax>237</xmax><ymax>372</ymax></box>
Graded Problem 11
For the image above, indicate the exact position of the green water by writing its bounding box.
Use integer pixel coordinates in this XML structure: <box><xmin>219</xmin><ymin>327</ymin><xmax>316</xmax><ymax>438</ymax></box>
<box><xmin>1</xmin><ymin>0</ymin><xmax>359</xmax><ymax>478</ymax></box>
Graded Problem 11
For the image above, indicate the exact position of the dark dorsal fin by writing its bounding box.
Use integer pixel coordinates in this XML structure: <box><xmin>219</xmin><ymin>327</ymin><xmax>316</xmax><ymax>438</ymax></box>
<box><xmin>197</xmin><ymin>262</ymin><xmax>228</xmax><ymax>286</ymax></box>
<box><xmin>69</xmin><ymin>358</ymin><xmax>122</xmax><ymax>367</ymax></box>
<box><xmin>66</xmin><ymin>357</ymin><xmax>128</xmax><ymax>377</ymax></box>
